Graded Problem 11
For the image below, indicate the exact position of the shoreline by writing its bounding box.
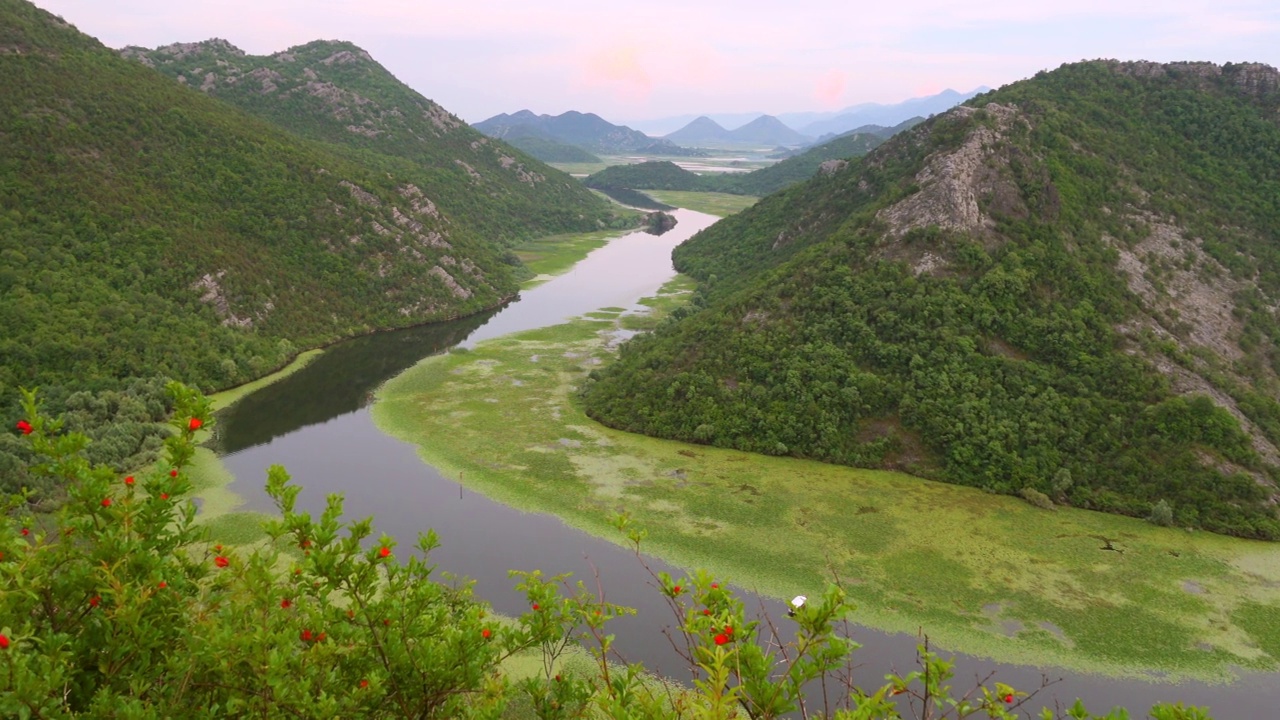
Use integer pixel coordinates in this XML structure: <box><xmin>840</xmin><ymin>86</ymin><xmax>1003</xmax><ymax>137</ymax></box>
<box><xmin>368</xmin><ymin>290</ymin><xmax>1280</xmax><ymax>684</ymax></box>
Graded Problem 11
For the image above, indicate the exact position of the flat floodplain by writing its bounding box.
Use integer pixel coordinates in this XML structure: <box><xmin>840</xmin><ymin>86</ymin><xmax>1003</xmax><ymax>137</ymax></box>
<box><xmin>641</xmin><ymin>190</ymin><xmax>759</xmax><ymax>217</ymax></box>
<box><xmin>372</xmin><ymin>280</ymin><xmax>1280</xmax><ymax>683</ymax></box>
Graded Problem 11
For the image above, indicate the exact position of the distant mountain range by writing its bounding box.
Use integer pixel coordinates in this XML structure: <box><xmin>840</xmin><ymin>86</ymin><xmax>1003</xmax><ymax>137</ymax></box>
<box><xmin>626</xmin><ymin>88</ymin><xmax>987</xmax><ymax>139</ymax></box>
<box><xmin>472</xmin><ymin>110</ymin><xmax>700</xmax><ymax>155</ymax></box>
<box><xmin>790</xmin><ymin>88</ymin><xmax>989</xmax><ymax>137</ymax></box>
<box><xmin>583</xmin><ymin>127</ymin><xmax>891</xmax><ymax>198</ymax></box>
<box><xmin>665</xmin><ymin>115</ymin><xmax>811</xmax><ymax>146</ymax></box>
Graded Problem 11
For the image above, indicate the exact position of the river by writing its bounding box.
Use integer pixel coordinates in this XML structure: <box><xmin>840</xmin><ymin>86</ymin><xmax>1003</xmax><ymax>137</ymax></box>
<box><xmin>213</xmin><ymin>208</ymin><xmax>1278</xmax><ymax>717</ymax></box>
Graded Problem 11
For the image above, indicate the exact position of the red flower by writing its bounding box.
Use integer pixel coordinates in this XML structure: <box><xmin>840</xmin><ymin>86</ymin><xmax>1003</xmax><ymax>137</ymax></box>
<box><xmin>281</xmin><ymin>598</ymin><xmax>292</xmax><ymax>609</ymax></box>
<box><xmin>481</xmin><ymin>628</ymin><xmax>491</xmax><ymax>639</ymax></box>
<box><xmin>0</xmin><ymin>634</ymin><xmax>8</xmax><ymax>649</ymax></box>
<box><xmin>188</xmin><ymin>417</ymin><xmax>203</xmax><ymax>431</ymax></box>
<box><xmin>359</xmin><ymin>679</ymin><xmax>369</xmax><ymax>689</ymax></box>
<box><xmin>100</xmin><ymin>498</ymin><xmax>112</xmax><ymax>508</ymax></box>
<box><xmin>379</xmin><ymin>546</ymin><xmax>390</xmax><ymax>558</ymax></box>
<box><xmin>160</xmin><ymin>493</ymin><xmax>169</xmax><ymax>501</ymax></box>
<box><xmin>672</xmin><ymin>585</ymin><xmax>682</xmax><ymax>595</ymax></box>
<box><xmin>1004</xmin><ymin>694</ymin><xmax>1013</xmax><ymax>704</ymax></box>
<box><xmin>300</xmin><ymin>539</ymin><xmax>311</xmax><ymax>549</ymax></box>
<box><xmin>20</xmin><ymin>528</ymin><xmax>29</xmax><ymax>537</ymax></box>
<box><xmin>724</xmin><ymin>625</ymin><xmax>733</xmax><ymax>635</ymax></box>
<box><xmin>711</xmin><ymin>583</ymin><xmax>719</xmax><ymax>589</ymax></box>
<box><xmin>317</xmin><ymin>632</ymin><xmax>326</xmax><ymax>642</ymax></box>
<box><xmin>702</xmin><ymin>608</ymin><xmax>711</xmax><ymax>615</ymax></box>
<box><xmin>383</xmin><ymin>618</ymin><xmax>391</xmax><ymax>626</ymax></box>
<box><xmin>347</xmin><ymin>609</ymin><xmax>355</xmax><ymax>619</ymax></box>
<box><xmin>89</xmin><ymin>596</ymin><xmax>101</xmax><ymax>608</ymax></box>
<box><xmin>169</xmin><ymin>469</ymin><xmax>178</xmax><ymax>478</ymax></box>
<box><xmin>301</xmin><ymin>629</ymin><xmax>313</xmax><ymax>642</ymax></box>
<box><xmin>124</xmin><ymin>476</ymin><xmax>134</xmax><ymax>486</ymax></box>
<box><xmin>158</xmin><ymin>581</ymin><xmax>167</xmax><ymax>589</ymax></box>
<box><xmin>215</xmin><ymin>544</ymin><xmax>223</xmax><ymax>552</ymax></box>
<box><xmin>16</xmin><ymin>420</ymin><xmax>32</xmax><ymax>435</ymax></box>
<box><xmin>531</xmin><ymin>603</ymin><xmax>540</xmax><ymax>611</ymax></box>
<box><xmin>714</xmin><ymin>633</ymin><xmax>729</xmax><ymax>645</ymax></box>
<box><xmin>214</xmin><ymin>556</ymin><xmax>229</xmax><ymax>568</ymax></box>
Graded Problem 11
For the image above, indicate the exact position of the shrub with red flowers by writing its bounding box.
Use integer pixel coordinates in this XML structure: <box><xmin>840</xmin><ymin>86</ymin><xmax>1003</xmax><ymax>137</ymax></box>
<box><xmin>0</xmin><ymin>385</ymin><xmax>1215</xmax><ymax>720</ymax></box>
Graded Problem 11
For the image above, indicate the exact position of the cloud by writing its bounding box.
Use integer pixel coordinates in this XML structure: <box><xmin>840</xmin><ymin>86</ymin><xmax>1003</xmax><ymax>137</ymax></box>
<box><xmin>814</xmin><ymin>69</ymin><xmax>847</xmax><ymax>108</ymax></box>
<box><xmin>577</xmin><ymin>45</ymin><xmax>653</xmax><ymax>104</ymax></box>
<box><xmin>28</xmin><ymin>0</ymin><xmax>1280</xmax><ymax>120</ymax></box>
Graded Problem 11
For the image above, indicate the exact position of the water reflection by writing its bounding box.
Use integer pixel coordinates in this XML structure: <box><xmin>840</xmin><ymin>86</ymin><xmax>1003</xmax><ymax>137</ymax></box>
<box><xmin>213</xmin><ymin>208</ymin><xmax>1280</xmax><ymax>716</ymax></box>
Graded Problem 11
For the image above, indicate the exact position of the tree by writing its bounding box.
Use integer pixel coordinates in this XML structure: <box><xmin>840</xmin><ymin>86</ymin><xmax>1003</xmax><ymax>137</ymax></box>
<box><xmin>1</xmin><ymin>385</ymin><xmax>1213</xmax><ymax>719</ymax></box>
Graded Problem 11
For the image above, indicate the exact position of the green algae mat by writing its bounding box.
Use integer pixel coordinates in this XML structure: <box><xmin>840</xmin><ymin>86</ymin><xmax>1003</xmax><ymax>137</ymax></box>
<box><xmin>372</xmin><ymin>279</ymin><xmax>1280</xmax><ymax>682</ymax></box>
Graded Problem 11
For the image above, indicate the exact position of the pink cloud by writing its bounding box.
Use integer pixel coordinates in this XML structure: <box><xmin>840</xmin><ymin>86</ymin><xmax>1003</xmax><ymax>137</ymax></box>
<box><xmin>578</xmin><ymin>45</ymin><xmax>653</xmax><ymax>104</ymax></box>
<box><xmin>814</xmin><ymin>69</ymin><xmax>847</xmax><ymax>108</ymax></box>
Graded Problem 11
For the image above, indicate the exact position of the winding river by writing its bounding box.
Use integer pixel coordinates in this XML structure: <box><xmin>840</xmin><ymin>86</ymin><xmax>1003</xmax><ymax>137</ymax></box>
<box><xmin>213</xmin><ymin>208</ymin><xmax>1278</xmax><ymax>717</ymax></box>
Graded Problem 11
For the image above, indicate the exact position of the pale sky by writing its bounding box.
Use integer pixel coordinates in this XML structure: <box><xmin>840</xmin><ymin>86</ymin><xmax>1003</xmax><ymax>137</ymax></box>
<box><xmin>28</xmin><ymin>0</ymin><xmax>1280</xmax><ymax>124</ymax></box>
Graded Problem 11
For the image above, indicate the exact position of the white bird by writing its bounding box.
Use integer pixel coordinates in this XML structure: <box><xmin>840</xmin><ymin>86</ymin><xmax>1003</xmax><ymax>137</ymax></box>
<box><xmin>788</xmin><ymin>595</ymin><xmax>807</xmax><ymax>617</ymax></box>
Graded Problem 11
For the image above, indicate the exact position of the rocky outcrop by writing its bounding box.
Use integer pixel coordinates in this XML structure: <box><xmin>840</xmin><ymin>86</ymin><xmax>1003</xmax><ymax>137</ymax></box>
<box><xmin>876</xmin><ymin>103</ymin><xmax>1024</xmax><ymax>242</ymax></box>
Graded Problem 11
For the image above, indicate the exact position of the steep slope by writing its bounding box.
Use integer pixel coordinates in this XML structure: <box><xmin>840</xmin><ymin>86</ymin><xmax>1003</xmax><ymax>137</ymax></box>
<box><xmin>725</xmin><ymin>115</ymin><xmax>812</xmax><ymax>145</ymax></box>
<box><xmin>0</xmin><ymin>0</ymin><xmax>518</xmax><ymax>403</ymax></box>
<box><xmin>122</xmin><ymin>40</ymin><xmax>619</xmax><ymax>242</ymax></box>
<box><xmin>583</xmin><ymin>60</ymin><xmax>1280</xmax><ymax>539</ymax></box>
<box><xmin>664</xmin><ymin>116</ymin><xmax>732</xmax><ymax>144</ymax></box>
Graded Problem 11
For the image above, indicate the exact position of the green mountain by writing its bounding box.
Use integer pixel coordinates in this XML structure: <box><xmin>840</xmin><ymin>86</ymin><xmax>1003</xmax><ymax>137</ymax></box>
<box><xmin>473</xmin><ymin>109</ymin><xmax>691</xmax><ymax>155</ymax></box>
<box><xmin>0</xmin><ymin>0</ymin><xmax>594</xmax><ymax>408</ymax></box>
<box><xmin>505</xmin><ymin>135</ymin><xmax>601</xmax><ymax>163</ymax></box>
<box><xmin>584</xmin><ymin>161</ymin><xmax>706</xmax><ymax>192</ymax></box>
<box><xmin>583</xmin><ymin>60</ymin><xmax>1280</xmax><ymax>539</ymax></box>
<box><xmin>121</xmin><ymin>40</ymin><xmax>618</xmax><ymax>243</ymax></box>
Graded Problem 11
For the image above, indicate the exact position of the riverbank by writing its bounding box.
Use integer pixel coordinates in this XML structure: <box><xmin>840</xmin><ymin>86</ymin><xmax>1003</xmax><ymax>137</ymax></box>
<box><xmin>187</xmin><ymin>223</ymin><xmax>653</xmax><ymax>541</ymax></box>
<box><xmin>371</xmin><ymin>279</ymin><xmax>1280</xmax><ymax>683</ymax></box>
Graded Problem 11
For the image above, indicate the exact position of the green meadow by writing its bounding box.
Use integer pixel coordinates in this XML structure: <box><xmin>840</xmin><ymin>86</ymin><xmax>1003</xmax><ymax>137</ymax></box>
<box><xmin>372</xmin><ymin>278</ymin><xmax>1280</xmax><ymax>682</ymax></box>
<box><xmin>642</xmin><ymin>190</ymin><xmax>759</xmax><ymax>217</ymax></box>
<box><xmin>512</xmin><ymin>227</ymin><xmax>637</xmax><ymax>286</ymax></box>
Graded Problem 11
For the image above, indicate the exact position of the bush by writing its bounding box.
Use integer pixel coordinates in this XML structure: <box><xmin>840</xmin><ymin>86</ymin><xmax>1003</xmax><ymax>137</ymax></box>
<box><xmin>1</xmin><ymin>385</ymin><xmax>1213</xmax><ymax>719</ymax></box>
<box><xmin>1150</xmin><ymin>498</ymin><xmax>1176</xmax><ymax>527</ymax></box>
<box><xmin>1019</xmin><ymin>486</ymin><xmax>1056</xmax><ymax>510</ymax></box>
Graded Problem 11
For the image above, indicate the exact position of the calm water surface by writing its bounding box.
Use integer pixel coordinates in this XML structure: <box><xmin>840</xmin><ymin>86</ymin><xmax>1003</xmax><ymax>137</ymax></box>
<box><xmin>215</xmin><ymin>209</ymin><xmax>1278</xmax><ymax>717</ymax></box>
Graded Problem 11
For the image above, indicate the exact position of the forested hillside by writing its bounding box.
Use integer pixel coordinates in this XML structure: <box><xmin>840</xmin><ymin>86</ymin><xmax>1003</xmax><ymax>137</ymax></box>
<box><xmin>584</xmin><ymin>60</ymin><xmax>1280</xmax><ymax>539</ymax></box>
<box><xmin>506</xmin><ymin>135</ymin><xmax>601</xmax><ymax>163</ymax></box>
<box><xmin>0</xmin><ymin>0</ymin><xmax>585</xmax><ymax>420</ymax></box>
<box><xmin>122</xmin><ymin>39</ymin><xmax>620</xmax><ymax>242</ymax></box>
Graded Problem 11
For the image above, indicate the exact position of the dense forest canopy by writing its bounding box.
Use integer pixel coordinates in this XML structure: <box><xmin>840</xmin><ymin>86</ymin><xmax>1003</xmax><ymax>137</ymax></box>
<box><xmin>122</xmin><ymin>39</ymin><xmax>621</xmax><ymax>243</ymax></box>
<box><xmin>0</xmin><ymin>0</ymin><xmax>631</xmax><ymax>490</ymax></box>
<box><xmin>583</xmin><ymin>60</ymin><xmax>1280</xmax><ymax>539</ymax></box>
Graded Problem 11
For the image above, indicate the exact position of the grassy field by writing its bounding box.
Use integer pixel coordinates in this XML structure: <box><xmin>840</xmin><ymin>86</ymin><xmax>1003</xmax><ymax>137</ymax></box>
<box><xmin>372</xmin><ymin>278</ymin><xmax>1280</xmax><ymax>682</ymax></box>
<box><xmin>643</xmin><ymin>190</ymin><xmax>758</xmax><ymax>217</ymax></box>
<box><xmin>512</xmin><ymin>227</ymin><xmax>637</xmax><ymax>287</ymax></box>
<box><xmin>210</xmin><ymin>349</ymin><xmax>323</xmax><ymax>413</ymax></box>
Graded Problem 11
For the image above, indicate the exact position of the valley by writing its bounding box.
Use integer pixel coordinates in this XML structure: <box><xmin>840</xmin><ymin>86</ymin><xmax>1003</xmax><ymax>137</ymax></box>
<box><xmin>7</xmin><ymin>0</ymin><xmax>1280</xmax><ymax>716</ymax></box>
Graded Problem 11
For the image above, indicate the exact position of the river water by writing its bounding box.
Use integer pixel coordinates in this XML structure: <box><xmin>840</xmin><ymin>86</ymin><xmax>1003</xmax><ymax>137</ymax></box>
<box><xmin>214</xmin><ymin>208</ymin><xmax>1278</xmax><ymax>717</ymax></box>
